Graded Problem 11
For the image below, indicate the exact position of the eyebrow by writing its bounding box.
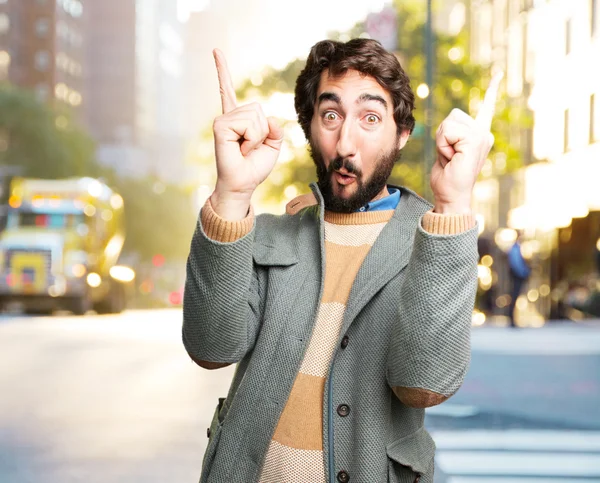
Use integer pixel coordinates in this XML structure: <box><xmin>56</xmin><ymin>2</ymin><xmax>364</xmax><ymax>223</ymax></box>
<box><xmin>317</xmin><ymin>92</ymin><xmax>341</xmax><ymax>106</ymax></box>
<box><xmin>357</xmin><ymin>93</ymin><xmax>388</xmax><ymax>111</ymax></box>
<box><xmin>317</xmin><ymin>92</ymin><xmax>388</xmax><ymax>111</ymax></box>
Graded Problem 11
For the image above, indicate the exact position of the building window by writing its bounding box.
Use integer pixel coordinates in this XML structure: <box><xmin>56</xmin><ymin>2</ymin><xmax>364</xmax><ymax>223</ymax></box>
<box><xmin>0</xmin><ymin>13</ymin><xmax>9</xmax><ymax>35</ymax></box>
<box><xmin>0</xmin><ymin>50</ymin><xmax>9</xmax><ymax>67</ymax></box>
<box><xmin>565</xmin><ymin>19</ymin><xmax>571</xmax><ymax>55</ymax></box>
<box><xmin>34</xmin><ymin>51</ymin><xmax>50</xmax><ymax>72</ymax></box>
<box><xmin>35</xmin><ymin>83</ymin><xmax>50</xmax><ymax>102</ymax></box>
<box><xmin>521</xmin><ymin>0</ymin><xmax>534</xmax><ymax>11</ymax></box>
<box><xmin>564</xmin><ymin>109</ymin><xmax>570</xmax><ymax>152</ymax></box>
<box><xmin>0</xmin><ymin>50</ymin><xmax>10</xmax><ymax>80</ymax></box>
<box><xmin>522</xmin><ymin>21</ymin><xmax>528</xmax><ymax>81</ymax></box>
<box><xmin>592</xmin><ymin>0</ymin><xmax>598</xmax><ymax>37</ymax></box>
<box><xmin>592</xmin><ymin>94</ymin><xmax>597</xmax><ymax>143</ymax></box>
<box><xmin>35</xmin><ymin>18</ymin><xmax>50</xmax><ymax>38</ymax></box>
<box><xmin>59</xmin><ymin>0</ymin><xmax>83</xmax><ymax>18</ymax></box>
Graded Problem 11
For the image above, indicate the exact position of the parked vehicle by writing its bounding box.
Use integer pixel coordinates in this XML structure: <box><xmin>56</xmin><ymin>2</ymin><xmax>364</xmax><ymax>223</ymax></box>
<box><xmin>0</xmin><ymin>177</ymin><xmax>134</xmax><ymax>314</ymax></box>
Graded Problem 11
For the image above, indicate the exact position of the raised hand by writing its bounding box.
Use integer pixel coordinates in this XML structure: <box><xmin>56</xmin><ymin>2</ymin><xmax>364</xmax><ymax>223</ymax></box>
<box><xmin>210</xmin><ymin>49</ymin><xmax>284</xmax><ymax>220</ymax></box>
<box><xmin>430</xmin><ymin>71</ymin><xmax>504</xmax><ymax>215</ymax></box>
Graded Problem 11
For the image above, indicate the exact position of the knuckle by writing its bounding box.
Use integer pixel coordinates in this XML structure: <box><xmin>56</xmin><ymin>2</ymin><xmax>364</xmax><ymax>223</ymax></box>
<box><xmin>246</xmin><ymin>126</ymin><xmax>259</xmax><ymax>140</ymax></box>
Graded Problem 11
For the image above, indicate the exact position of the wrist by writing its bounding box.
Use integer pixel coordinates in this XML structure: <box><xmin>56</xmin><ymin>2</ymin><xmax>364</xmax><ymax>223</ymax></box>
<box><xmin>210</xmin><ymin>189</ymin><xmax>253</xmax><ymax>221</ymax></box>
<box><xmin>432</xmin><ymin>199</ymin><xmax>472</xmax><ymax>215</ymax></box>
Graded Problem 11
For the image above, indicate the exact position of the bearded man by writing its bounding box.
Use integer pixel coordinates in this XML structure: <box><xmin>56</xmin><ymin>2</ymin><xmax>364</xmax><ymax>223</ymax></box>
<box><xmin>183</xmin><ymin>38</ymin><xmax>501</xmax><ymax>483</ymax></box>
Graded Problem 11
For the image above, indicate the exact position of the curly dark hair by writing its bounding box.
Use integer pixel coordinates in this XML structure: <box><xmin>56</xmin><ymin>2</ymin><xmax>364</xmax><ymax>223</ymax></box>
<box><xmin>294</xmin><ymin>38</ymin><xmax>415</xmax><ymax>140</ymax></box>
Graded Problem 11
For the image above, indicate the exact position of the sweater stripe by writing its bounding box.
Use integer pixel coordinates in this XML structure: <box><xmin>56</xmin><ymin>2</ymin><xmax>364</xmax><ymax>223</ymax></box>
<box><xmin>323</xmin><ymin>220</ymin><xmax>389</xmax><ymax>246</ymax></box>
<box><xmin>272</xmin><ymin>372</ymin><xmax>324</xmax><ymax>450</ymax></box>
<box><xmin>321</xmin><ymin>242</ymin><xmax>372</xmax><ymax>304</ymax></box>
<box><xmin>299</xmin><ymin>302</ymin><xmax>345</xmax><ymax>377</ymax></box>
<box><xmin>260</xmin><ymin>440</ymin><xmax>326</xmax><ymax>483</ymax></box>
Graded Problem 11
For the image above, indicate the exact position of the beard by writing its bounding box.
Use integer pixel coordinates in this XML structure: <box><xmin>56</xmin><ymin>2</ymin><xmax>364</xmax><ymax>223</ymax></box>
<box><xmin>309</xmin><ymin>140</ymin><xmax>401</xmax><ymax>213</ymax></box>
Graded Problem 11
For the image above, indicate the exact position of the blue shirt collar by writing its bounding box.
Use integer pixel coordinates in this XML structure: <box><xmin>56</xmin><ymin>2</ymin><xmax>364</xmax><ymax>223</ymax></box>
<box><xmin>355</xmin><ymin>187</ymin><xmax>401</xmax><ymax>212</ymax></box>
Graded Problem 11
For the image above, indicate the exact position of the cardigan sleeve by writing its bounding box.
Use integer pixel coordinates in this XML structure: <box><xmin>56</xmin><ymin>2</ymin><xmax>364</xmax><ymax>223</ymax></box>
<box><xmin>182</xmin><ymin>198</ymin><xmax>264</xmax><ymax>368</ymax></box>
<box><xmin>421</xmin><ymin>210</ymin><xmax>475</xmax><ymax>235</ymax></box>
<box><xmin>387</xmin><ymin>220</ymin><xmax>479</xmax><ymax>408</ymax></box>
<box><xmin>200</xmin><ymin>197</ymin><xmax>254</xmax><ymax>242</ymax></box>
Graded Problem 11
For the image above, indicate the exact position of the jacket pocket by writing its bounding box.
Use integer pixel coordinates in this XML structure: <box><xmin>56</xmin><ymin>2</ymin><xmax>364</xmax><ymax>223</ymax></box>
<box><xmin>200</xmin><ymin>402</ymin><xmax>225</xmax><ymax>483</ymax></box>
<box><xmin>386</xmin><ymin>427</ymin><xmax>436</xmax><ymax>483</ymax></box>
<box><xmin>252</xmin><ymin>242</ymin><xmax>298</xmax><ymax>267</ymax></box>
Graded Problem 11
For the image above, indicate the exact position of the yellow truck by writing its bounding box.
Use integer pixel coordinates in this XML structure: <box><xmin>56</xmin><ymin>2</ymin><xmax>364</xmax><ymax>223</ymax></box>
<box><xmin>0</xmin><ymin>177</ymin><xmax>134</xmax><ymax>315</ymax></box>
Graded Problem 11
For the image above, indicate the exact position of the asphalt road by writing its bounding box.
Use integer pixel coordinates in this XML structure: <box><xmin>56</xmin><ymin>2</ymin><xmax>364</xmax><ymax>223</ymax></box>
<box><xmin>0</xmin><ymin>310</ymin><xmax>598</xmax><ymax>482</ymax></box>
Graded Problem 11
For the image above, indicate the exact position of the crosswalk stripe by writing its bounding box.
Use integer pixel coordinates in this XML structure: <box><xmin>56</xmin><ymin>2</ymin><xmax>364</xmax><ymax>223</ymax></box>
<box><xmin>436</xmin><ymin>451</ymin><xmax>600</xmax><ymax>477</ymax></box>
<box><xmin>433</xmin><ymin>430</ymin><xmax>600</xmax><ymax>452</ymax></box>
<box><xmin>426</xmin><ymin>404</ymin><xmax>479</xmax><ymax>418</ymax></box>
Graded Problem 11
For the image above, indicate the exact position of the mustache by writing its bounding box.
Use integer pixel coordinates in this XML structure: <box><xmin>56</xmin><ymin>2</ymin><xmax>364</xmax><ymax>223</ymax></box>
<box><xmin>331</xmin><ymin>157</ymin><xmax>361</xmax><ymax>176</ymax></box>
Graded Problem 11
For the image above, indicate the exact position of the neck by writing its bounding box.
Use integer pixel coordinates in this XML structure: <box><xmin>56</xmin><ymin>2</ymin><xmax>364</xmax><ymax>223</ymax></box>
<box><xmin>369</xmin><ymin>185</ymin><xmax>390</xmax><ymax>203</ymax></box>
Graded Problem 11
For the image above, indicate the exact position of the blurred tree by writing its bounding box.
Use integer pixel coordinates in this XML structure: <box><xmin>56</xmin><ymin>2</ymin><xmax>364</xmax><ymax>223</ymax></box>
<box><xmin>233</xmin><ymin>0</ymin><xmax>531</xmax><ymax>206</ymax></box>
<box><xmin>0</xmin><ymin>84</ymin><xmax>97</xmax><ymax>178</ymax></box>
<box><xmin>107</xmin><ymin>175</ymin><xmax>197</xmax><ymax>262</ymax></box>
<box><xmin>0</xmin><ymin>84</ymin><xmax>196</xmax><ymax>264</ymax></box>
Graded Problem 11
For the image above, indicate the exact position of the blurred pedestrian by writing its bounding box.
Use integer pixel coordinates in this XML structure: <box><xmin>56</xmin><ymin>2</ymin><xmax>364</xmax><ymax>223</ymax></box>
<box><xmin>183</xmin><ymin>38</ymin><xmax>502</xmax><ymax>483</ymax></box>
<box><xmin>507</xmin><ymin>232</ymin><xmax>531</xmax><ymax>327</ymax></box>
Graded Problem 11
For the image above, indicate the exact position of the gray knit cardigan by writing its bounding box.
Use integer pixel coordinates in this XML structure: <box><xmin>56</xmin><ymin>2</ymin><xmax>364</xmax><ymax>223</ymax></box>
<box><xmin>183</xmin><ymin>183</ymin><xmax>478</xmax><ymax>483</ymax></box>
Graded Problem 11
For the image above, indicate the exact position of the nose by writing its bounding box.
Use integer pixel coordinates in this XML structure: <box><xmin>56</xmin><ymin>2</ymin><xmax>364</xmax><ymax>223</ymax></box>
<box><xmin>336</xmin><ymin>119</ymin><xmax>357</xmax><ymax>160</ymax></box>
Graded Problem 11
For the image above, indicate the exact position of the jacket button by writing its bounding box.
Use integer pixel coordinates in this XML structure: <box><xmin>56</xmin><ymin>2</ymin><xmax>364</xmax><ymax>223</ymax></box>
<box><xmin>337</xmin><ymin>470</ymin><xmax>349</xmax><ymax>482</ymax></box>
<box><xmin>337</xmin><ymin>404</ymin><xmax>350</xmax><ymax>417</ymax></box>
<box><xmin>207</xmin><ymin>427</ymin><xmax>211</xmax><ymax>438</ymax></box>
<box><xmin>341</xmin><ymin>335</ymin><xmax>349</xmax><ymax>349</ymax></box>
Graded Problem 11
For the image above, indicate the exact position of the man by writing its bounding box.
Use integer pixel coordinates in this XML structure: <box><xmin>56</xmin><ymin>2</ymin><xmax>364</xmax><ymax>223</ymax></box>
<box><xmin>183</xmin><ymin>39</ymin><xmax>501</xmax><ymax>483</ymax></box>
<box><xmin>507</xmin><ymin>232</ymin><xmax>531</xmax><ymax>327</ymax></box>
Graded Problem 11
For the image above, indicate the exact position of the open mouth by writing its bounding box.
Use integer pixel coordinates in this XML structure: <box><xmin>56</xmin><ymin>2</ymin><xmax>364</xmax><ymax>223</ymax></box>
<box><xmin>334</xmin><ymin>171</ymin><xmax>356</xmax><ymax>186</ymax></box>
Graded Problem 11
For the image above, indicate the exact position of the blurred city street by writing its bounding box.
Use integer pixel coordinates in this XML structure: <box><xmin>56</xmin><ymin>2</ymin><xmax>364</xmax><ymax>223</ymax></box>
<box><xmin>0</xmin><ymin>0</ymin><xmax>599</xmax><ymax>481</ymax></box>
<box><xmin>0</xmin><ymin>309</ymin><xmax>235</xmax><ymax>483</ymax></box>
<box><xmin>1</xmin><ymin>309</ymin><xmax>599</xmax><ymax>482</ymax></box>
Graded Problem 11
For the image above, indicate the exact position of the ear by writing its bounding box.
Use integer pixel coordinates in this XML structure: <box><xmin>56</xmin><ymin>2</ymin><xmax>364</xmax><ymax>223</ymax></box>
<box><xmin>397</xmin><ymin>129</ymin><xmax>410</xmax><ymax>150</ymax></box>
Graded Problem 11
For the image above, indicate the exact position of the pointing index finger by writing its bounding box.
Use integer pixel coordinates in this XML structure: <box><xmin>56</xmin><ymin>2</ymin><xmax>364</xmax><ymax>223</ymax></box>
<box><xmin>476</xmin><ymin>70</ymin><xmax>504</xmax><ymax>130</ymax></box>
<box><xmin>213</xmin><ymin>48</ymin><xmax>237</xmax><ymax>114</ymax></box>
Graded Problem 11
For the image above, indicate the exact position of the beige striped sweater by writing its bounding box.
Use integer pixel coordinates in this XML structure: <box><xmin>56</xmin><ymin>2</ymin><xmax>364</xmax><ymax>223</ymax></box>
<box><xmin>200</xmin><ymin>193</ymin><xmax>473</xmax><ymax>482</ymax></box>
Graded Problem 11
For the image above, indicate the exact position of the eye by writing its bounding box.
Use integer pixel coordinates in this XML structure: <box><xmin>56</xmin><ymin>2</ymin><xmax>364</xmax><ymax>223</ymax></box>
<box><xmin>324</xmin><ymin>111</ymin><xmax>338</xmax><ymax>122</ymax></box>
<box><xmin>365</xmin><ymin>114</ymin><xmax>380</xmax><ymax>124</ymax></box>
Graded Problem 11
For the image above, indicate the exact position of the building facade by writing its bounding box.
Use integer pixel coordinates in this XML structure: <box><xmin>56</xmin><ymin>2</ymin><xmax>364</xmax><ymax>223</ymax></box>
<box><xmin>135</xmin><ymin>0</ymin><xmax>186</xmax><ymax>183</ymax></box>
<box><xmin>85</xmin><ymin>0</ymin><xmax>136</xmax><ymax>145</ymax></box>
<box><xmin>0</xmin><ymin>0</ymin><xmax>85</xmax><ymax>115</ymax></box>
<box><xmin>469</xmin><ymin>0</ymin><xmax>600</xmax><ymax>322</ymax></box>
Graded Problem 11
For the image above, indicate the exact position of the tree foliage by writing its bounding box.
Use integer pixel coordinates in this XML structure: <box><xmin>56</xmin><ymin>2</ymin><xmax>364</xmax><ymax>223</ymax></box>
<box><xmin>106</xmin><ymin>175</ymin><xmax>196</xmax><ymax>262</ymax></box>
<box><xmin>0</xmin><ymin>84</ymin><xmax>196</xmax><ymax>263</ymax></box>
<box><xmin>0</xmin><ymin>84</ymin><xmax>97</xmax><ymax>178</ymax></box>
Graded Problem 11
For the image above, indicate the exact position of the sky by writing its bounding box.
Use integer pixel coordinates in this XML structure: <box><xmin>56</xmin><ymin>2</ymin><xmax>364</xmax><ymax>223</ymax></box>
<box><xmin>178</xmin><ymin>0</ymin><xmax>391</xmax><ymax>76</ymax></box>
<box><xmin>178</xmin><ymin>0</ymin><xmax>394</xmax><ymax>136</ymax></box>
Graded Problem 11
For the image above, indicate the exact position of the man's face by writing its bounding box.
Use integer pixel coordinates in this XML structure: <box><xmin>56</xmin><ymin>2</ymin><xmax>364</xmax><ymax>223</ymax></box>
<box><xmin>309</xmin><ymin>69</ymin><xmax>410</xmax><ymax>213</ymax></box>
